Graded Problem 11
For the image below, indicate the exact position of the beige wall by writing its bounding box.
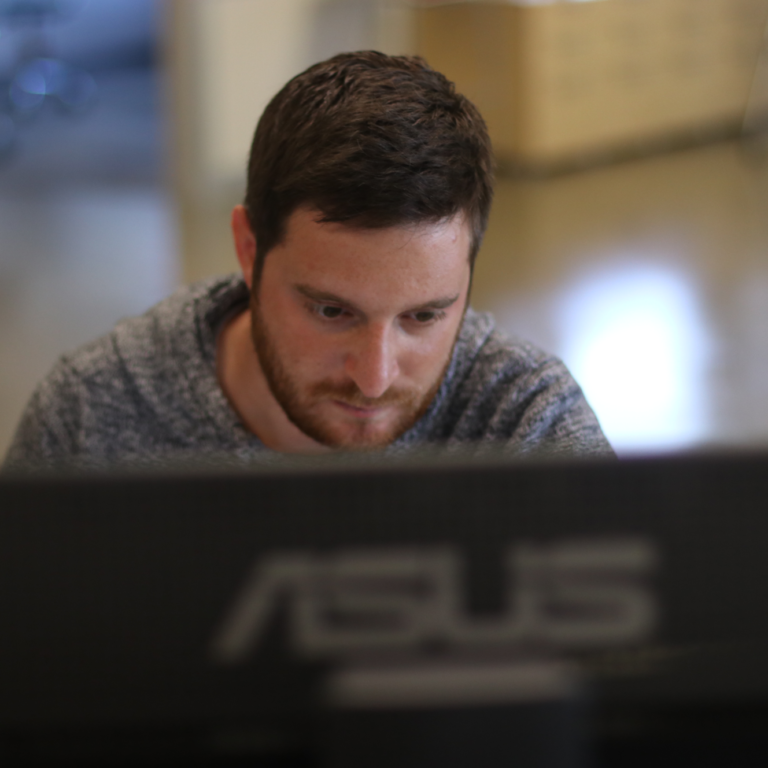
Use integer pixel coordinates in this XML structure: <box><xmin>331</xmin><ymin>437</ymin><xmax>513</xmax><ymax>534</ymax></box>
<box><xmin>167</xmin><ymin>0</ymin><xmax>414</xmax><ymax>282</ymax></box>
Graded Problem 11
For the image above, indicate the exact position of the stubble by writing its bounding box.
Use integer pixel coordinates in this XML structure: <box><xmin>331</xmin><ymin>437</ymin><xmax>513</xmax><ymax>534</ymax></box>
<box><xmin>249</xmin><ymin>296</ymin><xmax>455</xmax><ymax>449</ymax></box>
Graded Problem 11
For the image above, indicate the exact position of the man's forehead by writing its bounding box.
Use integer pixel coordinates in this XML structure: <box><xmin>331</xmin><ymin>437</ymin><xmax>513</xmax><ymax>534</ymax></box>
<box><xmin>284</xmin><ymin>206</ymin><xmax>470</xmax><ymax>246</ymax></box>
<box><xmin>280</xmin><ymin>209</ymin><xmax>469</xmax><ymax>267</ymax></box>
<box><xmin>264</xmin><ymin>208</ymin><xmax>471</xmax><ymax>314</ymax></box>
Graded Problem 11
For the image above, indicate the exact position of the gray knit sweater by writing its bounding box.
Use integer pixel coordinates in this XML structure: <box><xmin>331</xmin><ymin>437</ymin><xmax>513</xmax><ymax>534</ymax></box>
<box><xmin>3</xmin><ymin>275</ymin><xmax>612</xmax><ymax>470</ymax></box>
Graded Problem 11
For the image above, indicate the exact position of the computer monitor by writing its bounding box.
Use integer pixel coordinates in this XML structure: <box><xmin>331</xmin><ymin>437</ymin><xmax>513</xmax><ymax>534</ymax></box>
<box><xmin>1</xmin><ymin>450</ymin><xmax>767</xmax><ymax>766</ymax></box>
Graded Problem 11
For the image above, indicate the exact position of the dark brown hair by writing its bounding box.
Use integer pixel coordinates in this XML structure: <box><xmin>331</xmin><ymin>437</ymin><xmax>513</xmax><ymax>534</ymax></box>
<box><xmin>244</xmin><ymin>50</ymin><xmax>494</xmax><ymax>282</ymax></box>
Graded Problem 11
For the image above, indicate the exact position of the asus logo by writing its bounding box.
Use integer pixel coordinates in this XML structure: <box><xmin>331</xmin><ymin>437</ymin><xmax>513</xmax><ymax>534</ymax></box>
<box><xmin>212</xmin><ymin>538</ymin><xmax>656</xmax><ymax>663</ymax></box>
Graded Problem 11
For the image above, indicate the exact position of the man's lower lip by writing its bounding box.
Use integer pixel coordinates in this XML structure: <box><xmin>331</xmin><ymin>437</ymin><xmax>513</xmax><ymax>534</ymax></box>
<box><xmin>332</xmin><ymin>400</ymin><xmax>388</xmax><ymax>417</ymax></box>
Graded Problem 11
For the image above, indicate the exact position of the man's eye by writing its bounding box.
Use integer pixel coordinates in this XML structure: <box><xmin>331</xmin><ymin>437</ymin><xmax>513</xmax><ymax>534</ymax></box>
<box><xmin>412</xmin><ymin>310</ymin><xmax>443</xmax><ymax>324</ymax></box>
<box><xmin>318</xmin><ymin>305</ymin><xmax>344</xmax><ymax>319</ymax></box>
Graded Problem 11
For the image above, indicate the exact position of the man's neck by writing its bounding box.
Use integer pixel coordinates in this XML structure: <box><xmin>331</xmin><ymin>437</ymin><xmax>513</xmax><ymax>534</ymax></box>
<box><xmin>216</xmin><ymin>309</ymin><xmax>328</xmax><ymax>454</ymax></box>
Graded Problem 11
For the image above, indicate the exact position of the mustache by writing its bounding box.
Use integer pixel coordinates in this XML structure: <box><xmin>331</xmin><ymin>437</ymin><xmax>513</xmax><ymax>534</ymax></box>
<box><xmin>310</xmin><ymin>379</ymin><xmax>416</xmax><ymax>408</ymax></box>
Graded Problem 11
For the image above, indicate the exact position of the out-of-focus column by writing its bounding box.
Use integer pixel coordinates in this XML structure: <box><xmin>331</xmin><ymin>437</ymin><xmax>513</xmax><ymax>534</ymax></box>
<box><xmin>165</xmin><ymin>0</ymin><xmax>414</xmax><ymax>284</ymax></box>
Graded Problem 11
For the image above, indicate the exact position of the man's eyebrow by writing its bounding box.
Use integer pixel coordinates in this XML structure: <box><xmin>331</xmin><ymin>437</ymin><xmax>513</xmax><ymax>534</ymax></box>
<box><xmin>295</xmin><ymin>284</ymin><xmax>360</xmax><ymax>311</ymax></box>
<box><xmin>408</xmin><ymin>294</ymin><xmax>461</xmax><ymax>312</ymax></box>
<box><xmin>295</xmin><ymin>284</ymin><xmax>461</xmax><ymax>314</ymax></box>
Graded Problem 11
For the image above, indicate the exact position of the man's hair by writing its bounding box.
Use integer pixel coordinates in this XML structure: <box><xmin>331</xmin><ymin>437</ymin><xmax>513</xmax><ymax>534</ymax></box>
<box><xmin>244</xmin><ymin>50</ymin><xmax>494</xmax><ymax>282</ymax></box>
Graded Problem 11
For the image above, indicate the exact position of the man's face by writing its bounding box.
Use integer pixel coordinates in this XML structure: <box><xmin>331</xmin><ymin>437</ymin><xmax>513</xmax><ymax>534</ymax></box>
<box><xmin>250</xmin><ymin>207</ymin><xmax>472</xmax><ymax>449</ymax></box>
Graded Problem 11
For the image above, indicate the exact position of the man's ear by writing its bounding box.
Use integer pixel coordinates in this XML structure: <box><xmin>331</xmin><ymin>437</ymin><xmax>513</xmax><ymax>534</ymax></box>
<box><xmin>231</xmin><ymin>205</ymin><xmax>257</xmax><ymax>289</ymax></box>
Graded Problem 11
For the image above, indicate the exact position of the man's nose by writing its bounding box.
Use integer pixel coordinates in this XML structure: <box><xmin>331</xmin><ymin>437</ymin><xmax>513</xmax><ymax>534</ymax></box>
<box><xmin>344</xmin><ymin>323</ymin><xmax>400</xmax><ymax>399</ymax></box>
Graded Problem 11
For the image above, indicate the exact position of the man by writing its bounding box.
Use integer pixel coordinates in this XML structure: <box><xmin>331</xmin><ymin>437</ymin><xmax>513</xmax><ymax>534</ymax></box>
<box><xmin>4</xmin><ymin>51</ymin><xmax>611</xmax><ymax>469</ymax></box>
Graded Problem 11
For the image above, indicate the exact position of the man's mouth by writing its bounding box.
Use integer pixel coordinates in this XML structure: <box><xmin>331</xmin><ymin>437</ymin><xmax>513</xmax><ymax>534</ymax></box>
<box><xmin>331</xmin><ymin>399</ymin><xmax>393</xmax><ymax>418</ymax></box>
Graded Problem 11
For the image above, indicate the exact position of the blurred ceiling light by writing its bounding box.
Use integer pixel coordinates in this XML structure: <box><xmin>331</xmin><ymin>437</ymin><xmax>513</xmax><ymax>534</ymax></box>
<box><xmin>9</xmin><ymin>57</ymin><xmax>97</xmax><ymax>115</ymax></box>
<box><xmin>557</xmin><ymin>263</ymin><xmax>711</xmax><ymax>455</ymax></box>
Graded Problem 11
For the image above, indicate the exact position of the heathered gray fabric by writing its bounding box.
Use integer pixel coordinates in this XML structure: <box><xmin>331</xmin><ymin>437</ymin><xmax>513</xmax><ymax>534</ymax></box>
<box><xmin>3</xmin><ymin>274</ymin><xmax>612</xmax><ymax>471</ymax></box>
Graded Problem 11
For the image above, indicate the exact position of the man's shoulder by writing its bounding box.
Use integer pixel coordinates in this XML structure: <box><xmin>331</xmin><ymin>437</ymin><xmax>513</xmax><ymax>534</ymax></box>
<box><xmin>110</xmin><ymin>273</ymin><xmax>246</xmax><ymax>355</ymax></box>
<box><xmin>452</xmin><ymin>308</ymin><xmax>561</xmax><ymax>386</ymax></box>
<box><xmin>47</xmin><ymin>273</ymin><xmax>250</xmax><ymax>423</ymax></box>
<box><xmin>59</xmin><ymin>274</ymin><xmax>246</xmax><ymax>380</ymax></box>
<box><xmin>4</xmin><ymin>275</ymin><xmax>249</xmax><ymax>469</ymax></box>
<box><xmin>411</xmin><ymin>308</ymin><xmax>613</xmax><ymax>457</ymax></box>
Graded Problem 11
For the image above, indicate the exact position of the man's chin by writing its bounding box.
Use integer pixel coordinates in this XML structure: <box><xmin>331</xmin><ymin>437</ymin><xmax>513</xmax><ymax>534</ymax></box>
<box><xmin>305</xmin><ymin>420</ymin><xmax>401</xmax><ymax>451</ymax></box>
<box><xmin>286</xmin><ymin>404</ymin><xmax>409</xmax><ymax>450</ymax></box>
<box><xmin>330</xmin><ymin>427</ymin><xmax>399</xmax><ymax>451</ymax></box>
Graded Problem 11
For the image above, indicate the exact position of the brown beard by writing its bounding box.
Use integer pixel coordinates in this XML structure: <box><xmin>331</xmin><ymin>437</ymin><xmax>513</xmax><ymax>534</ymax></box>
<box><xmin>249</xmin><ymin>295</ymin><xmax>454</xmax><ymax>449</ymax></box>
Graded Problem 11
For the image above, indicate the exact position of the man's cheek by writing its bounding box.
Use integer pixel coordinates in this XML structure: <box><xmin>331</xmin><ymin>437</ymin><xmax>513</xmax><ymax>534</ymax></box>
<box><xmin>406</xmin><ymin>342</ymin><xmax>446</xmax><ymax>379</ymax></box>
<box><xmin>290</xmin><ymin>337</ymin><xmax>342</xmax><ymax>380</ymax></box>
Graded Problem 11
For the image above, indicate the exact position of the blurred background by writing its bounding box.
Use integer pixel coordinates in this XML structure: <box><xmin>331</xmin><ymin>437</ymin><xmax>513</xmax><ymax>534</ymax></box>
<box><xmin>1</xmin><ymin>0</ymin><xmax>768</xmax><ymax>458</ymax></box>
